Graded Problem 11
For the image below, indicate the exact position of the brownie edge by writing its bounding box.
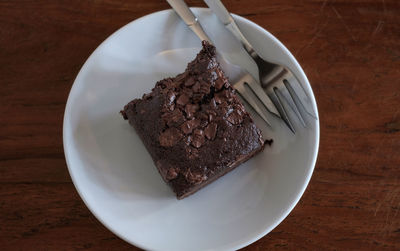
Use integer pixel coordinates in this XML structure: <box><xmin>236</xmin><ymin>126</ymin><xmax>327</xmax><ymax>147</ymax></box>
<box><xmin>122</xmin><ymin>41</ymin><xmax>265</xmax><ymax>199</ymax></box>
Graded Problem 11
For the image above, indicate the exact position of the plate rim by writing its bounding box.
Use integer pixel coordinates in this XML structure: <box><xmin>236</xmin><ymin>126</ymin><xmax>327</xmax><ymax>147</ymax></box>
<box><xmin>63</xmin><ymin>7</ymin><xmax>320</xmax><ymax>251</ymax></box>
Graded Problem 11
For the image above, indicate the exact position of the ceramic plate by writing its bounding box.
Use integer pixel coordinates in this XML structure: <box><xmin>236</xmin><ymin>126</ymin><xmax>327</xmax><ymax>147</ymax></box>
<box><xmin>63</xmin><ymin>8</ymin><xmax>319</xmax><ymax>251</ymax></box>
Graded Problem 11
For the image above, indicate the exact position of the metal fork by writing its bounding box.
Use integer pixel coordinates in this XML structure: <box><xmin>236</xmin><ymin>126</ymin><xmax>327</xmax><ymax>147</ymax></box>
<box><xmin>204</xmin><ymin>0</ymin><xmax>318</xmax><ymax>133</ymax></box>
<box><xmin>166</xmin><ymin>0</ymin><xmax>282</xmax><ymax>126</ymax></box>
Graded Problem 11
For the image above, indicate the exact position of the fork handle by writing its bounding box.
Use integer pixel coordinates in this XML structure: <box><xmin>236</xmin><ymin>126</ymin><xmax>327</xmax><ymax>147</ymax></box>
<box><xmin>166</xmin><ymin>0</ymin><xmax>212</xmax><ymax>43</ymax></box>
<box><xmin>204</xmin><ymin>0</ymin><xmax>258</xmax><ymax>59</ymax></box>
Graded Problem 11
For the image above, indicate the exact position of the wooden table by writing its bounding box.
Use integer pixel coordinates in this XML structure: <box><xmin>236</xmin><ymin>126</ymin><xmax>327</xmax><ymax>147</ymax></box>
<box><xmin>1</xmin><ymin>0</ymin><xmax>399</xmax><ymax>250</ymax></box>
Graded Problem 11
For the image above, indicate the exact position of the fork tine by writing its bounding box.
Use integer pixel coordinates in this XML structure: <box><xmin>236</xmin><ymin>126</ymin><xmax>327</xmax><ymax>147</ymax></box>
<box><xmin>285</xmin><ymin>74</ymin><xmax>318</xmax><ymax>119</ymax></box>
<box><xmin>278</xmin><ymin>81</ymin><xmax>306</xmax><ymax>127</ymax></box>
<box><xmin>269</xmin><ymin>88</ymin><xmax>296</xmax><ymax>133</ymax></box>
<box><xmin>243</xmin><ymin>76</ymin><xmax>281</xmax><ymax>118</ymax></box>
<box><xmin>234</xmin><ymin>82</ymin><xmax>271</xmax><ymax>126</ymax></box>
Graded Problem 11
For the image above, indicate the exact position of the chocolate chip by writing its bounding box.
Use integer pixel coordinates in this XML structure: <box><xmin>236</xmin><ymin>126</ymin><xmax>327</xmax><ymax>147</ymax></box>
<box><xmin>159</xmin><ymin>127</ymin><xmax>183</xmax><ymax>147</ymax></box>
<box><xmin>184</xmin><ymin>169</ymin><xmax>207</xmax><ymax>184</ymax></box>
<box><xmin>199</xmin><ymin>80</ymin><xmax>211</xmax><ymax>95</ymax></box>
<box><xmin>200</xmin><ymin>119</ymin><xmax>208</xmax><ymax>128</ymax></box>
<box><xmin>191</xmin><ymin>129</ymin><xmax>205</xmax><ymax>148</ymax></box>
<box><xmin>166</xmin><ymin>167</ymin><xmax>179</xmax><ymax>180</ymax></box>
<box><xmin>176</xmin><ymin>93</ymin><xmax>190</xmax><ymax>106</ymax></box>
<box><xmin>208</xmin><ymin>112</ymin><xmax>216</xmax><ymax>122</ymax></box>
<box><xmin>184</xmin><ymin>77</ymin><xmax>195</xmax><ymax>87</ymax></box>
<box><xmin>234</xmin><ymin>103</ymin><xmax>246</xmax><ymax>114</ymax></box>
<box><xmin>195</xmin><ymin>60</ymin><xmax>210</xmax><ymax>74</ymax></box>
<box><xmin>186</xmin><ymin>147</ymin><xmax>199</xmax><ymax>159</ymax></box>
<box><xmin>163</xmin><ymin>109</ymin><xmax>185</xmax><ymax>127</ymax></box>
<box><xmin>197</xmin><ymin>112</ymin><xmax>209</xmax><ymax>121</ymax></box>
<box><xmin>143</xmin><ymin>93</ymin><xmax>153</xmax><ymax>100</ymax></box>
<box><xmin>204</xmin><ymin>123</ymin><xmax>218</xmax><ymax>140</ymax></box>
<box><xmin>181</xmin><ymin>119</ymin><xmax>201</xmax><ymax>134</ymax></box>
<box><xmin>215</xmin><ymin>78</ymin><xmax>225</xmax><ymax>90</ymax></box>
<box><xmin>160</xmin><ymin>78</ymin><xmax>175</xmax><ymax>90</ymax></box>
<box><xmin>226</xmin><ymin>110</ymin><xmax>243</xmax><ymax>125</ymax></box>
<box><xmin>174</xmin><ymin>72</ymin><xmax>187</xmax><ymax>84</ymax></box>
<box><xmin>192</xmin><ymin>93</ymin><xmax>203</xmax><ymax>103</ymax></box>
<box><xmin>192</xmin><ymin>81</ymin><xmax>201</xmax><ymax>93</ymax></box>
<box><xmin>167</xmin><ymin>103</ymin><xmax>175</xmax><ymax>111</ymax></box>
<box><xmin>223</xmin><ymin>89</ymin><xmax>232</xmax><ymax>98</ymax></box>
<box><xmin>210</xmin><ymin>98</ymin><xmax>217</xmax><ymax>108</ymax></box>
<box><xmin>220</xmin><ymin>103</ymin><xmax>233</xmax><ymax>117</ymax></box>
<box><xmin>215</xmin><ymin>90</ymin><xmax>233</xmax><ymax>104</ymax></box>
<box><xmin>185</xmin><ymin>104</ymin><xmax>199</xmax><ymax>119</ymax></box>
<box><xmin>214</xmin><ymin>93</ymin><xmax>223</xmax><ymax>104</ymax></box>
<box><xmin>182</xmin><ymin>88</ymin><xmax>193</xmax><ymax>98</ymax></box>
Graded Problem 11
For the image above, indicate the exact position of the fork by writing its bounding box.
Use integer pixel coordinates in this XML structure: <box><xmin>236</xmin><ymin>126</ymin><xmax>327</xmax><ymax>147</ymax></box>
<box><xmin>204</xmin><ymin>0</ymin><xmax>318</xmax><ymax>132</ymax></box>
<box><xmin>166</xmin><ymin>0</ymin><xmax>282</xmax><ymax>126</ymax></box>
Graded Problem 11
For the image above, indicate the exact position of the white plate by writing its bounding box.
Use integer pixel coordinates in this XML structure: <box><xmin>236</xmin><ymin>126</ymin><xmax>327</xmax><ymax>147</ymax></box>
<box><xmin>63</xmin><ymin>8</ymin><xmax>319</xmax><ymax>251</ymax></box>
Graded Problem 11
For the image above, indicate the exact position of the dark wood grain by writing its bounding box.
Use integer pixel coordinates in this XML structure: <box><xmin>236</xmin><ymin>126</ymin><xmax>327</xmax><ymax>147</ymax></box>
<box><xmin>1</xmin><ymin>0</ymin><xmax>399</xmax><ymax>250</ymax></box>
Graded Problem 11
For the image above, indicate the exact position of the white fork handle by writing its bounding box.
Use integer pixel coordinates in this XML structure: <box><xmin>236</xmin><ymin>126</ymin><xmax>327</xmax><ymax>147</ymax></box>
<box><xmin>204</xmin><ymin>0</ymin><xmax>257</xmax><ymax>58</ymax></box>
<box><xmin>166</xmin><ymin>0</ymin><xmax>212</xmax><ymax>43</ymax></box>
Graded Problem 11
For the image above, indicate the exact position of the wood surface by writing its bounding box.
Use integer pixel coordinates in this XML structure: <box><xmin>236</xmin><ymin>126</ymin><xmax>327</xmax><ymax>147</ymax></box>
<box><xmin>1</xmin><ymin>0</ymin><xmax>399</xmax><ymax>250</ymax></box>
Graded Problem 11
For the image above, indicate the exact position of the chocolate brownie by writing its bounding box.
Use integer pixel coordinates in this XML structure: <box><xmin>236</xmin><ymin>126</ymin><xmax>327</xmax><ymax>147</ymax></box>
<box><xmin>121</xmin><ymin>41</ymin><xmax>265</xmax><ymax>199</ymax></box>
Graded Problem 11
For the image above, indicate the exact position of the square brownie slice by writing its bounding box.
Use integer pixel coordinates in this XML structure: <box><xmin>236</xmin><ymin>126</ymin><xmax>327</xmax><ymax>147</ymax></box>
<box><xmin>121</xmin><ymin>41</ymin><xmax>265</xmax><ymax>199</ymax></box>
